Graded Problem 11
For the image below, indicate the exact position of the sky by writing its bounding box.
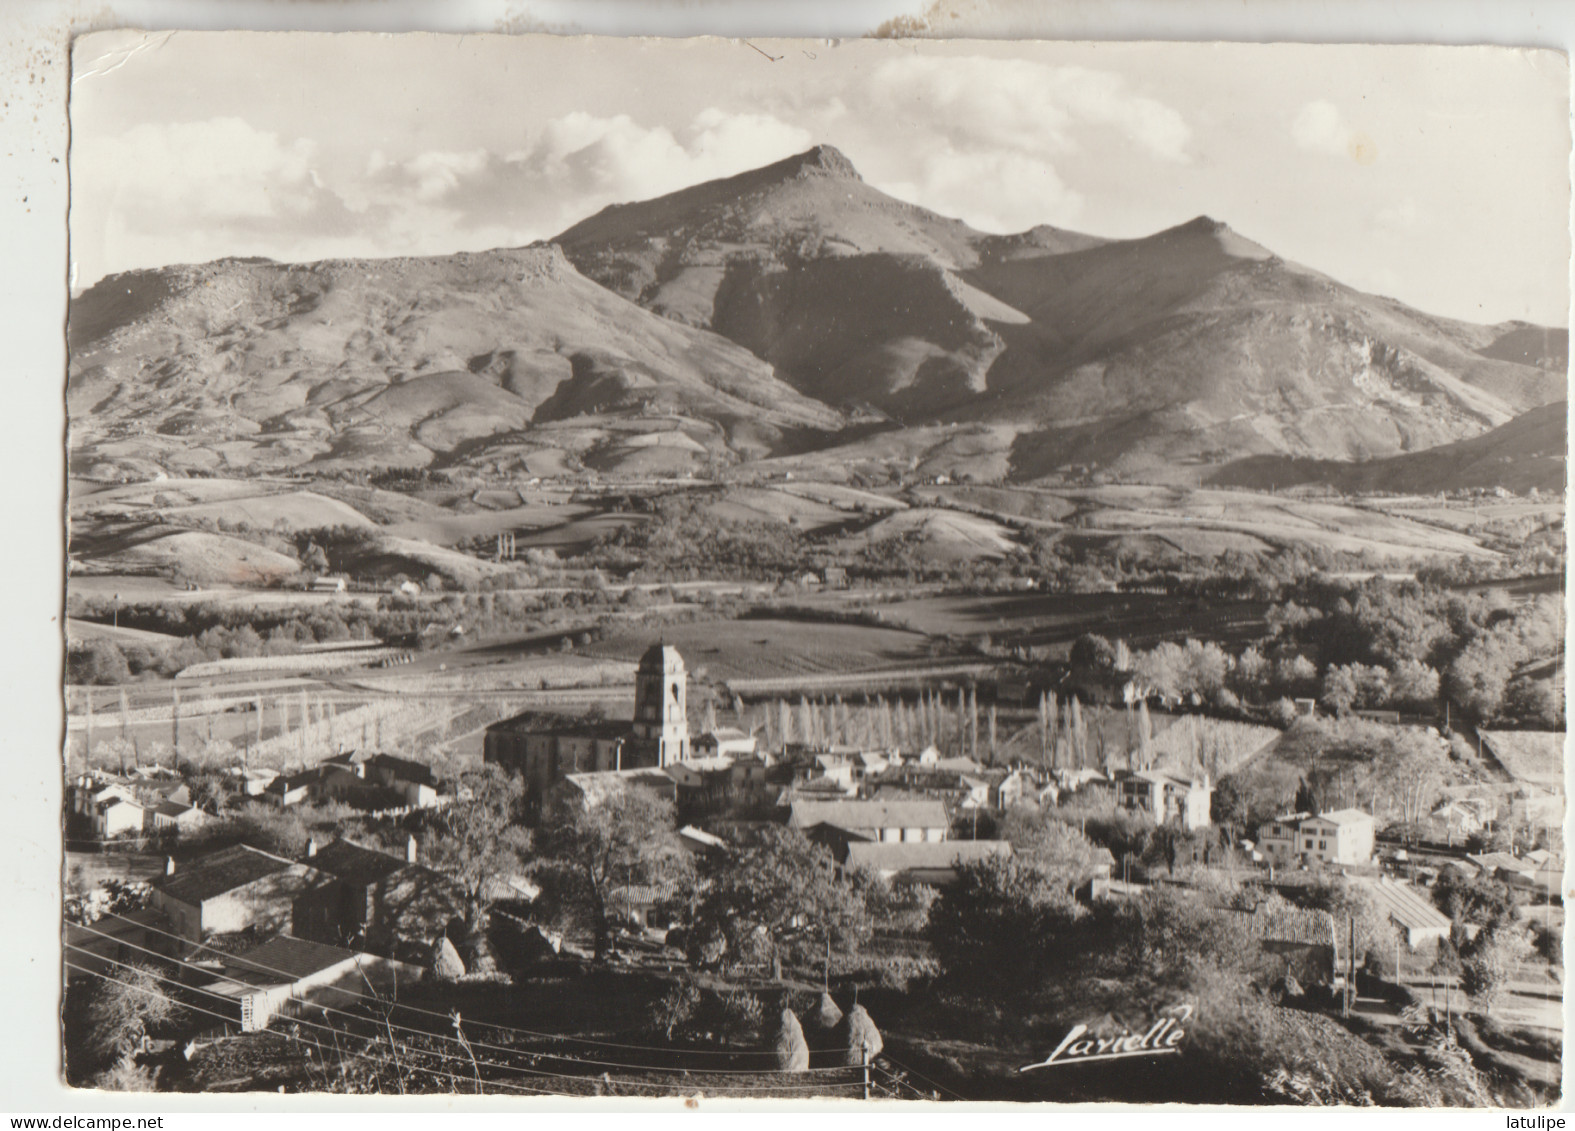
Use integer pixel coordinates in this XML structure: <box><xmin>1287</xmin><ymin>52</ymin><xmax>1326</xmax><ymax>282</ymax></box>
<box><xmin>69</xmin><ymin>32</ymin><xmax>1570</xmax><ymax>326</ymax></box>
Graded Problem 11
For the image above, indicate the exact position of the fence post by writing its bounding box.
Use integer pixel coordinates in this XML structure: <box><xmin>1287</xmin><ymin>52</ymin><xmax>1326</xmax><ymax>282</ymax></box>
<box><xmin>862</xmin><ymin>1049</ymin><xmax>870</xmax><ymax>1101</ymax></box>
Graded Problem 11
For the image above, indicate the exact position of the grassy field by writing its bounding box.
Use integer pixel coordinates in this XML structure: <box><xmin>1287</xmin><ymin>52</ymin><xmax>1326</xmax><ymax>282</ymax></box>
<box><xmin>859</xmin><ymin>591</ymin><xmax>1270</xmax><ymax>654</ymax></box>
<box><xmin>583</xmin><ymin>616</ymin><xmax>939</xmax><ymax>681</ymax></box>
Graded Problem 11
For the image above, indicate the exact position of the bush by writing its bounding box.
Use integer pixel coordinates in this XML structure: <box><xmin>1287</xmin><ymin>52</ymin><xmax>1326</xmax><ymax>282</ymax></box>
<box><xmin>1459</xmin><ymin>927</ymin><xmax>1532</xmax><ymax>1008</ymax></box>
<box><xmin>1532</xmin><ymin>922</ymin><xmax>1562</xmax><ymax>967</ymax></box>
<box><xmin>717</xmin><ymin>989</ymin><xmax>765</xmax><ymax>1037</ymax></box>
<box><xmin>649</xmin><ymin>978</ymin><xmax>701</xmax><ymax>1041</ymax></box>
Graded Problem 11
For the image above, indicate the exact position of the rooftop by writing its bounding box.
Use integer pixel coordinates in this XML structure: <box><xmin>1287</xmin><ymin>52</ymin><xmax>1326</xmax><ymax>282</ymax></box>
<box><xmin>561</xmin><ymin>766</ymin><xmax>677</xmax><ymax>805</ymax></box>
<box><xmin>843</xmin><ymin>839</ymin><xmax>1011</xmax><ymax>872</ymax></box>
<box><xmin>1467</xmin><ymin>852</ymin><xmax>1537</xmax><ymax>875</ymax></box>
<box><xmin>677</xmin><ymin>825</ymin><xmax>728</xmax><ymax>850</ymax></box>
<box><xmin>788</xmin><ymin>798</ymin><xmax>950</xmax><ymax>832</ymax></box>
<box><xmin>156</xmin><ymin>844</ymin><xmax>304</xmax><ymax>905</ymax></box>
<box><xmin>217</xmin><ymin>935</ymin><xmax>360</xmax><ymax>987</ymax></box>
<box><xmin>1354</xmin><ymin>879</ymin><xmax>1451</xmax><ymax>932</ymax></box>
<box><xmin>1244</xmin><ymin>903</ymin><xmax>1335</xmax><ymax>947</ymax></box>
<box><xmin>367</xmin><ymin>752</ymin><xmax>436</xmax><ymax>786</ymax></box>
<box><xmin>307</xmin><ymin>839</ymin><xmax>411</xmax><ymax>886</ymax></box>
<box><xmin>1304</xmin><ymin>808</ymin><xmax>1375</xmax><ymax>827</ymax></box>
<box><xmin>489</xmin><ymin>711</ymin><xmax>635</xmax><ymax>741</ymax></box>
<box><xmin>639</xmin><ymin>642</ymin><xmax>686</xmax><ymax>673</ymax></box>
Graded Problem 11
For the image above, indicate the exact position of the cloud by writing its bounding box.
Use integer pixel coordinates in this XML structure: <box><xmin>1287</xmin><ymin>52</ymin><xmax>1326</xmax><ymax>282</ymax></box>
<box><xmin>364</xmin><ymin>108</ymin><xmax>813</xmax><ymax>240</ymax></box>
<box><xmin>877</xmin><ymin>147</ymin><xmax>1084</xmax><ymax>234</ymax></box>
<box><xmin>1292</xmin><ymin>100</ymin><xmax>1353</xmax><ymax>155</ymax></box>
<box><xmin>76</xmin><ymin>109</ymin><xmax>814</xmax><ymax>282</ymax></box>
<box><xmin>846</xmin><ymin>55</ymin><xmax>1186</xmax><ymax>232</ymax></box>
<box><xmin>1375</xmin><ymin>197</ymin><xmax>1424</xmax><ymax>236</ymax></box>
<box><xmin>74</xmin><ymin>117</ymin><xmax>329</xmax><ymax>226</ymax></box>
<box><xmin>867</xmin><ymin>56</ymin><xmax>1191</xmax><ymax>164</ymax></box>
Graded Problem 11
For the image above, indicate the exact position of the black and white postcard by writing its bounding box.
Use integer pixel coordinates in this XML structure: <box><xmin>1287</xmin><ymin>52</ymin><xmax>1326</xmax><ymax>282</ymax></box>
<box><xmin>59</xmin><ymin>30</ymin><xmax>1568</xmax><ymax>1105</ymax></box>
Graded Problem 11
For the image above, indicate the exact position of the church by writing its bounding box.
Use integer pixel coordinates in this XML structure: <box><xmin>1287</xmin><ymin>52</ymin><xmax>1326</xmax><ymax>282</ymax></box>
<box><xmin>483</xmin><ymin>643</ymin><xmax>692</xmax><ymax>808</ymax></box>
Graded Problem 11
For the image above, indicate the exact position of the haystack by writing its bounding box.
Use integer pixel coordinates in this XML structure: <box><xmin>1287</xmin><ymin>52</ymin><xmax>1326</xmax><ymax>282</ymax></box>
<box><xmin>813</xmin><ymin>992</ymin><xmax>844</xmax><ymax>1030</ymax></box>
<box><xmin>773</xmin><ymin>1008</ymin><xmax>810</xmax><ymax>1072</ymax></box>
<box><xmin>430</xmin><ymin>935</ymin><xmax>466</xmax><ymax>981</ymax></box>
<box><xmin>842</xmin><ymin>1004</ymin><xmax>883</xmax><ymax>1066</ymax></box>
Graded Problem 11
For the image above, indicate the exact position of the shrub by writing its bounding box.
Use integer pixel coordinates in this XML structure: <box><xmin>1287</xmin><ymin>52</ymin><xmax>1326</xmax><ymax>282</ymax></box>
<box><xmin>649</xmin><ymin>978</ymin><xmax>701</xmax><ymax>1041</ymax></box>
<box><xmin>717</xmin><ymin>989</ymin><xmax>765</xmax><ymax>1038</ymax></box>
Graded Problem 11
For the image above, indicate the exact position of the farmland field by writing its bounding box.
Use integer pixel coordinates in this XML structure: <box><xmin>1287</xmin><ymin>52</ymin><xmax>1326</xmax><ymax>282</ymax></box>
<box><xmin>582</xmin><ymin>616</ymin><xmax>940</xmax><ymax>681</ymax></box>
<box><xmin>859</xmin><ymin>591</ymin><xmax>1270</xmax><ymax>655</ymax></box>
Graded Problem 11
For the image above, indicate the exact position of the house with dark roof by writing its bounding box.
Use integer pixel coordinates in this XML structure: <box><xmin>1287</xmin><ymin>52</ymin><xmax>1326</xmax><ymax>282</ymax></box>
<box><xmin>317</xmin><ymin>751</ymin><xmax>444</xmax><ymax>810</ymax></box>
<box><xmin>148</xmin><ymin>844</ymin><xmax>336</xmax><ymax>945</ymax></box>
<box><xmin>196</xmin><ymin>935</ymin><xmax>419</xmax><ymax>1032</ymax></box>
<box><xmin>146</xmin><ymin>799</ymin><xmax>207</xmax><ymax>834</ymax></box>
<box><xmin>299</xmin><ymin>837</ymin><xmax>466</xmax><ymax>959</ymax></box>
<box><xmin>264</xmin><ymin>769</ymin><xmax>318</xmax><ymax>808</ymax></box>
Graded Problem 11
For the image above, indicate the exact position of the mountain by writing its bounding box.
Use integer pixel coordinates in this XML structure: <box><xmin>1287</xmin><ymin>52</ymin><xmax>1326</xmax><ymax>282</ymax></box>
<box><xmin>68</xmin><ymin>145</ymin><xmax>1565</xmax><ymax>491</ymax></box>
<box><xmin>67</xmin><ymin>246</ymin><xmax>843</xmax><ymax>480</ymax></box>
<box><xmin>556</xmin><ymin>145</ymin><xmax>1106</xmax><ymax>420</ymax></box>
<box><xmin>1205</xmin><ymin>401</ymin><xmax>1568</xmax><ymax>495</ymax></box>
<box><xmin>557</xmin><ymin>146</ymin><xmax>1565</xmax><ymax>483</ymax></box>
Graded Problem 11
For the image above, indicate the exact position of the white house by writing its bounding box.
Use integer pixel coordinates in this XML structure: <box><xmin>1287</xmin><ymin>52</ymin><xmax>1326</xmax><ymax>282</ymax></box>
<box><xmin>1296</xmin><ymin>809</ymin><xmax>1376</xmax><ymax>866</ymax></box>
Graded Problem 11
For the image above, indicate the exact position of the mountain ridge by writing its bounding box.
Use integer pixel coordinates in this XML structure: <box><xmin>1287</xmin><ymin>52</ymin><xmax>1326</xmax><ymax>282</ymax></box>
<box><xmin>68</xmin><ymin>145</ymin><xmax>1566</xmax><ymax>489</ymax></box>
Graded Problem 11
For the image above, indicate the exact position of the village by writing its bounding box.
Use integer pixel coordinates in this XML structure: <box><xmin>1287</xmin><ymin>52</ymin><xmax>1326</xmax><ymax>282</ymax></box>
<box><xmin>61</xmin><ymin>637</ymin><xmax>1565</xmax><ymax>1102</ymax></box>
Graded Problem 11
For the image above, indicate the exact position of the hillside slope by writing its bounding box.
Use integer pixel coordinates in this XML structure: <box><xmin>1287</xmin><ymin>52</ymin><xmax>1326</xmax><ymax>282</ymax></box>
<box><xmin>558</xmin><ymin>148</ymin><xmax>1565</xmax><ymax>482</ymax></box>
<box><xmin>68</xmin><ymin>247</ymin><xmax>843</xmax><ymax>479</ymax></box>
<box><xmin>1205</xmin><ymin>401</ymin><xmax>1569</xmax><ymax>495</ymax></box>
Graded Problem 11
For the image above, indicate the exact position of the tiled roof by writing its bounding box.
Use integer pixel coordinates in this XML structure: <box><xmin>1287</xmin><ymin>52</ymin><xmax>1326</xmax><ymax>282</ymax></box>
<box><xmin>266</xmin><ymin>769</ymin><xmax>319</xmax><ymax>792</ymax></box>
<box><xmin>788</xmin><ymin>799</ymin><xmax>950</xmax><ymax>832</ymax></box>
<box><xmin>308</xmin><ymin>839</ymin><xmax>410</xmax><ymax>886</ymax></box>
<box><xmin>1467</xmin><ymin>852</ymin><xmax>1536</xmax><ymax>875</ymax></box>
<box><xmin>368</xmin><ymin>753</ymin><xmax>435</xmax><ymax>786</ymax></box>
<box><xmin>1245</xmin><ymin>904</ymin><xmax>1335</xmax><ymax>947</ymax></box>
<box><xmin>677</xmin><ymin>825</ymin><xmax>727</xmax><ymax>850</ymax></box>
<box><xmin>560</xmin><ymin>766</ymin><xmax>676</xmax><ymax>805</ymax></box>
<box><xmin>843</xmin><ymin>839</ymin><xmax>1011</xmax><ymax>872</ymax></box>
<box><xmin>1354</xmin><ymin>880</ymin><xmax>1451</xmax><ymax>932</ymax></box>
<box><xmin>155</xmin><ymin>844</ymin><xmax>303</xmax><ymax>905</ymax></box>
<box><xmin>220</xmin><ymin>935</ymin><xmax>360</xmax><ymax>986</ymax></box>
<box><xmin>1305</xmin><ymin>808</ymin><xmax>1374</xmax><ymax>827</ymax></box>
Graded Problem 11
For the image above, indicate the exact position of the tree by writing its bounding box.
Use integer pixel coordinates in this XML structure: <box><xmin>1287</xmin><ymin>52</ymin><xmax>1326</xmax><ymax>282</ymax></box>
<box><xmin>1388</xmin><ymin>659</ymin><xmax>1441</xmax><ymax>707</ymax></box>
<box><xmin>87</xmin><ymin>962</ymin><xmax>179</xmax><ymax>1068</ymax></box>
<box><xmin>998</xmin><ymin>807</ymin><xmax>1107</xmax><ymax>891</ymax></box>
<box><xmin>1070</xmin><ymin>634</ymin><xmax>1117</xmax><ymax>678</ymax></box>
<box><xmin>689</xmin><ymin>826</ymin><xmax>873</xmax><ymax>980</ymax></box>
<box><xmin>1459</xmin><ymin>926</ymin><xmax>1531</xmax><ymax>1008</ymax></box>
<box><xmin>927</xmin><ymin>854</ymin><xmax>1086</xmax><ymax>987</ymax></box>
<box><xmin>1320</xmin><ymin>665</ymin><xmax>1361</xmax><ymax>715</ymax></box>
<box><xmin>69</xmin><ymin>639</ymin><xmax>131</xmax><ymax>686</ymax></box>
<box><xmin>538</xmin><ymin>782</ymin><xmax>679</xmax><ymax>963</ymax></box>
<box><xmin>421</xmin><ymin>765</ymin><xmax>533</xmax><ymax>946</ymax></box>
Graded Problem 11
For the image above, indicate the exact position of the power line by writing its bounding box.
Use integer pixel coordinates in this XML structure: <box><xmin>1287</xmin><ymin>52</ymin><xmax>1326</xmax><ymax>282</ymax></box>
<box><xmin>71</xmin><ymin>926</ymin><xmax>865</xmax><ymax>1090</ymax></box>
<box><xmin>93</xmin><ymin>909</ymin><xmax>856</xmax><ymax>1063</ymax></box>
<box><xmin>68</xmin><ymin>949</ymin><xmax>860</xmax><ymax>1097</ymax></box>
<box><xmin>880</xmin><ymin>1052</ymin><xmax>967</xmax><ymax>1101</ymax></box>
<box><xmin>65</xmin><ymin>948</ymin><xmax>558</xmax><ymax>1095</ymax></box>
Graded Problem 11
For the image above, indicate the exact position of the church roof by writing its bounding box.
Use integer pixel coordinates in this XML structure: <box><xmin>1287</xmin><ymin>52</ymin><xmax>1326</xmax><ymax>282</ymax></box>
<box><xmin>638</xmin><ymin>643</ymin><xmax>686</xmax><ymax>673</ymax></box>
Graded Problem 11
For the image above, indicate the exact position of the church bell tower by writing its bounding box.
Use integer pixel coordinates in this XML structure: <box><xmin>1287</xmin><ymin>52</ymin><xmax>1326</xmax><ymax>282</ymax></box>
<box><xmin>632</xmin><ymin>643</ymin><xmax>689</xmax><ymax>765</ymax></box>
